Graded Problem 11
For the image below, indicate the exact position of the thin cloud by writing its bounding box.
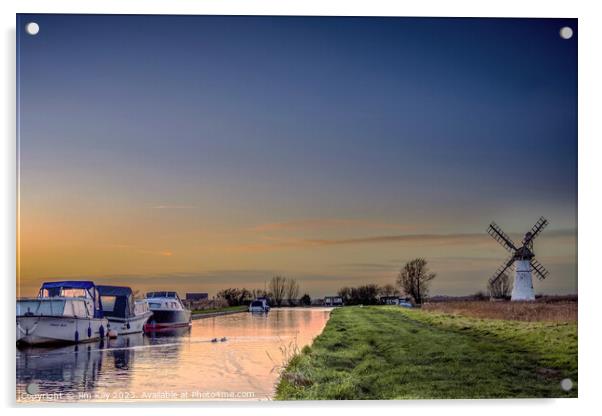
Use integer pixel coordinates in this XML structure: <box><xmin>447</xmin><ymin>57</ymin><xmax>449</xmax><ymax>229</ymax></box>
<box><xmin>249</xmin><ymin>218</ymin><xmax>417</xmax><ymax>233</ymax></box>
<box><xmin>106</xmin><ymin>244</ymin><xmax>173</xmax><ymax>257</ymax></box>
<box><xmin>151</xmin><ymin>204</ymin><xmax>195</xmax><ymax>209</ymax></box>
<box><xmin>230</xmin><ymin>229</ymin><xmax>576</xmax><ymax>253</ymax></box>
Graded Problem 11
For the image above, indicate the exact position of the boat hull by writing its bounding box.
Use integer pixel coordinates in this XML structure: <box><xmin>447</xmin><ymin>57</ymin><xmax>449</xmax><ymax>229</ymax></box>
<box><xmin>106</xmin><ymin>311</ymin><xmax>153</xmax><ymax>335</ymax></box>
<box><xmin>17</xmin><ymin>316</ymin><xmax>108</xmax><ymax>346</ymax></box>
<box><xmin>249</xmin><ymin>306</ymin><xmax>270</xmax><ymax>313</ymax></box>
<box><xmin>144</xmin><ymin>309</ymin><xmax>191</xmax><ymax>332</ymax></box>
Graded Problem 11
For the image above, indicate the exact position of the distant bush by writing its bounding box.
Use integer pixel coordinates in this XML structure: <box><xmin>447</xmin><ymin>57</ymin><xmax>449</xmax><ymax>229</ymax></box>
<box><xmin>338</xmin><ymin>284</ymin><xmax>380</xmax><ymax>305</ymax></box>
<box><xmin>216</xmin><ymin>288</ymin><xmax>252</xmax><ymax>306</ymax></box>
<box><xmin>472</xmin><ymin>291</ymin><xmax>488</xmax><ymax>301</ymax></box>
<box><xmin>300</xmin><ymin>293</ymin><xmax>311</xmax><ymax>306</ymax></box>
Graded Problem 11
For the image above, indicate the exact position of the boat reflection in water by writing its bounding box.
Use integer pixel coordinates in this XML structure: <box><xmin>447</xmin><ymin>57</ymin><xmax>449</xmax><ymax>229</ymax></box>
<box><xmin>16</xmin><ymin>308</ymin><xmax>331</xmax><ymax>402</ymax></box>
<box><xmin>16</xmin><ymin>332</ymin><xmax>187</xmax><ymax>402</ymax></box>
<box><xmin>145</xmin><ymin>325</ymin><xmax>192</xmax><ymax>339</ymax></box>
<box><xmin>17</xmin><ymin>341</ymin><xmax>107</xmax><ymax>401</ymax></box>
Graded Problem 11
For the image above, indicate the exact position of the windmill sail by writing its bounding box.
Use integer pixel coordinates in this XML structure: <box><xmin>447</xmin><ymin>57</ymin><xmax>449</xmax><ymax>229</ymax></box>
<box><xmin>530</xmin><ymin>258</ymin><xmax>549</xmax><ymax>280</ymax></box>
<box><xmin>487</xmin><ymin>222</ymin><xmax>517</xmax><ymax>253</ymax></box>
<box><xmin>489</xmin><ymin>255</ymin><xmax>515</xmax><ymax>285</ymax></box>
<box><xmin>524</xmin><ymin>216</ymin><xmax>549</xmax><ymax>245</ymax></box>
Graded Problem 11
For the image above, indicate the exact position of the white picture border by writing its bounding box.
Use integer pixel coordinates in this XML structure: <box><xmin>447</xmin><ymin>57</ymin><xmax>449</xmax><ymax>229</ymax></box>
<box><xmin>2</xmin><ymin>0</ymin><xmax>599</xmax><ymax>414</ymax></box>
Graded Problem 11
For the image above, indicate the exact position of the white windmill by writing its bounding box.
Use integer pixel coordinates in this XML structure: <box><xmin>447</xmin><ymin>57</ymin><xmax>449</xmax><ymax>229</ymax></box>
<box><xmin>487</xmin><ymin>217</ymin><xmax>550</xmax><ymax>301</ymax></box>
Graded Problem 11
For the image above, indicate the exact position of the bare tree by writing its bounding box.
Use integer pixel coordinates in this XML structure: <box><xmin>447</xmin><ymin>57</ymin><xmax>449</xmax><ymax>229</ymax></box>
<box><xmin>269</xmin><ymin>275</ymin><xmax>287</xmax><ymax>307</ymax></box>
<box><xmin>252</xmin><ymin>288</ymin><xmax>270</xmax><ymax>299</ymax></box>
<box><xmin>338</xmin><ymin>287</ymin><xmax>351</xmax><ymax>304</ymax></box>
<box><xmin>488</xmin><ymin>272</ymin><xmax>512</xmax><ymax>299</ymax></box>
<box><xmin>379</xmin><ymin>284</ymin><xmax>398</xmax><ymax>297</ymax></box>
<box><xmin>396</xmin><ymin>258</ymin><xmax>436</xmax><ymax>305</ymax></box>
<box><xmin>286</xmin><ymin>278</ymin><xmax>300</xmax><ymax>306</ymax></box>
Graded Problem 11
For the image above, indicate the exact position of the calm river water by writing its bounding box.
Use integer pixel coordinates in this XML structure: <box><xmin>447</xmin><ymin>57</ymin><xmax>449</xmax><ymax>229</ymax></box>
<box><xmin>16</xmin><ymin>308</ymin><xmax>332</xmax><ymax>402</ymax></box>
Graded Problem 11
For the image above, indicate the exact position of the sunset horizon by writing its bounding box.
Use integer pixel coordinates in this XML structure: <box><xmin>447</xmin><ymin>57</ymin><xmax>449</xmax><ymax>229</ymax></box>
<box><xmin>17</xmin><ymin>15</ymin><xmax>577</xmax><ymax>299</ymax></box>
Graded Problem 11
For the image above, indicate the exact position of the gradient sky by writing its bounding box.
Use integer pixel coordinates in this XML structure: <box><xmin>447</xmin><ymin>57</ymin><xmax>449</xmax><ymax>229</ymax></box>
<box><xmin>17</xmin><ymin>15</ymin><xmax>577</xmax><ymax>298</ymax></box>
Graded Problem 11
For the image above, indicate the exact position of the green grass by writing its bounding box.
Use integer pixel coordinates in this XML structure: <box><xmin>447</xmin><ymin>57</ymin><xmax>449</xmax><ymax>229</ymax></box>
<box><xmin>191</xmin><ymin>305</ymin><xmax>247</xmax><ymax>315</ymax></box>
<box><xmin>275</xmin><ymin>306</ymin><xmax>577</xmax><ymax>400</ymax></box>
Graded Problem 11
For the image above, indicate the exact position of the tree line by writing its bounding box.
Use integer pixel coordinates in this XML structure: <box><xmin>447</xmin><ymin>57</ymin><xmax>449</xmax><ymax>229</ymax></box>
<box><xmin>217</xmin><ymin>275</ymin><xmax>309</xmax><ymax>307</ymax></box>
<box><xmin>215</xmin><ymin>257</ymin><xmax>514</xmax><ymax>307</ymax></box>
<box><xmin>215</xmin><ymin>258</ymin><xmax>441</xmax><ymax>307</ymax></box>
<box><xmin>337</xmin><ymin>258</ymin><xmax>437</xmax><ymax>305</ymax></box>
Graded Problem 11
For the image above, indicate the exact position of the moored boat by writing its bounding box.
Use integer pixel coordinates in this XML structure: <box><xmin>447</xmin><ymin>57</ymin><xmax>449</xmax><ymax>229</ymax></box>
<box><xmin>16</xmin><ymin>281</ymin><xmax>108</xmax><ymax>346</ymax></box>
<box><xmin>143</xmin><ymin>291</ymin><xmax>191</xmax><ymax>332</ymax></box>
<box><xmin>97</xmin><ymin>285</ymin><xmax>153</xmax><ymax>335</ymax></box>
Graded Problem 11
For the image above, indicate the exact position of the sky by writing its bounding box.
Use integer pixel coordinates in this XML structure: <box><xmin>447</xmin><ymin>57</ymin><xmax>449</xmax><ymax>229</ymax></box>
<box><xmin>17</xmin><ymin>15</ymin><xmax>577</xmax><ymax>298</ymax></box>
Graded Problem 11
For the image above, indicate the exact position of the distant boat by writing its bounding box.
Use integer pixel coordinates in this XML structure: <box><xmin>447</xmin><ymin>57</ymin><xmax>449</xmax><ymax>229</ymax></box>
<box><xmin>143</xmin><ymin>291</ymin><xmax>191</xmax><ymax>332</ymax></box>
<box><xmin>249</xmin><ymin>298</ymin><xmax>270</xmax><ymax>313</ymax></box>
<box><xmin>16</xmin><ymin>281</ymin><xmax>108</xmax><ymax>346</ymax></box>
<box><xmin>97</xmin><ymin>285</ymin><xmax>153</xmax><ymax>335</ymax></box>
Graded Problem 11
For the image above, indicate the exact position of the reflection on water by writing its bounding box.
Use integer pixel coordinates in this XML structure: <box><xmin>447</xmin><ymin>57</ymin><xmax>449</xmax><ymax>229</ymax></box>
<box><xmin>16</xmin><ymin>308</ymin><xmax>331</xmax><ymax>402</ymax></box>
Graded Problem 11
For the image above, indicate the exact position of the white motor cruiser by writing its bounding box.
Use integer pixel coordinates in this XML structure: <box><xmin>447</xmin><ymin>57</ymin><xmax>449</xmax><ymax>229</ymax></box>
<box><xmin>248</xmin><ymin>297</ymin><xmax>270</xmax><ymax>313</ymax></box>
<box><xmin>16</xmin><ymin>281</ymin><xmax>108</xmax><ymax>346</ymax></box>
<box><xmin>98</xmin><ymin>285</ymin><xmax>153</xmax><ymax>335</ymax></box>
<box><xmin>144</xmin><ymin>291</ymin><xmax>192</xmax><ymax>332</ymax></box>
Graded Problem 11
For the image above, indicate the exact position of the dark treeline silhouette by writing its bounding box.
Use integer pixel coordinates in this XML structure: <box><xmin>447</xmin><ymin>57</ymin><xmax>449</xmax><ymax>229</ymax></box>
<box><xmin>216</xmin><ymin>288</ymin><xmax>265</xmax><ymax>306</ymax></box>
<box><xmin>217</xmin><ymin>276</ymin><xmax>301</xmax><ymax>307</ymax></box>
<box><xmin>338</xmin><ymin>284</ymin><xmax>381</xmax><ymax>305</ymax></box>
<box><xmin>216</xmin><ymin>259</ymin><xmax>436</xmax><ymax>307</ymax></box>
<box><xmin>337</xmin><ymin>258</ymin><xmax>436</xmax><ymax>305</ymax></box>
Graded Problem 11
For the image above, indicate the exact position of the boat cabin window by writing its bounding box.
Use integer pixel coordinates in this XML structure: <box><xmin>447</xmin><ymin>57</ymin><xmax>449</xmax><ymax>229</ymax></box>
<box><xmin>17</xmin><ymin>299</ymin><xmax>66</xmax><ymax>316</ymax></box>
<box><xmin>149</xmin><ymin>302</ymin><xmax>162</xmax><ymax>309</ymax></box>
<box><xmin>40</xmin><ymin>287</ymin><xmax>88</xmax><ymax>298</ymax></box>
<box><xmin>146</xmin><ymin>291</ymin><xmax>178</xmax><ymax>299</ymax></box>
<box><xmin>102</xmin><ymin>295</ymin><xmax>117</xmax><ymax>312</ymax></box>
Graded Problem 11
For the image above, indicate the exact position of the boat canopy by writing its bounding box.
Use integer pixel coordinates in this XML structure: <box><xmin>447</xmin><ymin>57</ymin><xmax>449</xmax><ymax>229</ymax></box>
<box><xmin>41</xmin><ymin>281</ymin><xmax>96</xmax><ymax>289</ymax></box>
<box><xmin>98</xmin><ymin>285</ymin><xmax>136</xmax><ymax>319</ymax></box>
<box><xmin>98</xmin><ymin>285</ymin><xmax>133</xmax><ymax>297</ymax></box>
<box><xmin>38</xmin><ymin>281</ymin><xmax>103</xmax><ymax>318</ymax></box>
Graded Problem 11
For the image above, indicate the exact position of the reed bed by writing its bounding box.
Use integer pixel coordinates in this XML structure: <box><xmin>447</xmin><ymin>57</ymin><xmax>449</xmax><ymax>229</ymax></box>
<box><xmin>422</xmin><ymin>299</ymin><xmax>577</xmax><ymax>322</ymax></box>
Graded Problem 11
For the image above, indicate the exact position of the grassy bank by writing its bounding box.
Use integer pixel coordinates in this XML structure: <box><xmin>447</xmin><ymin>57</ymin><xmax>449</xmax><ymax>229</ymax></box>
<box><xmin>276</xmin><ymin>306</ymin><xmax>577</xmax><ymax>400</ymax></box>
<box><xmin>191</xmin><ymin>305</ymin><xmax>247</xmax><ymax>315</ymax></box>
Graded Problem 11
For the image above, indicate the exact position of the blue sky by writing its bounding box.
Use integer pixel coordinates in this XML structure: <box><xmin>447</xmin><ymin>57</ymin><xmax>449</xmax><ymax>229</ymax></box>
<box><xmin>17</xmin><ymin>15</ymin><xmax>577</xmax><ymax>296</ymax></box>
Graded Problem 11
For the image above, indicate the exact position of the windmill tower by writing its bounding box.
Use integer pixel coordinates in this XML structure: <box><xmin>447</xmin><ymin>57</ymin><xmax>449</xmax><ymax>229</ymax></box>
<box><xmin>487</xmin><ymin>217</ymin><xmax>550</xmax><ymax>301</ymax></box>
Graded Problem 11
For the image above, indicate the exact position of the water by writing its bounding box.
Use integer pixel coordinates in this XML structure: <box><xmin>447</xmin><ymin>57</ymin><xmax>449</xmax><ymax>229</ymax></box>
<box><xmin>16</xmin><ymin>308</ymin><xmax>332</xmax><ymax>402</ymax></box>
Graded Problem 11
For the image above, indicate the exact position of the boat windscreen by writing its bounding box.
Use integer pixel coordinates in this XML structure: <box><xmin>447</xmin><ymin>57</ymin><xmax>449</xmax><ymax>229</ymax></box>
<box><xmin>146</xmin><ymin>291</ymin><xmax>177</xmax><ymax>298</ymax></box>
<box><xmin>101</xmin><ymin>294</ymin><xmax>134</xmax><ymax>318</ymax></box>
<box><xmin>251</xmin><ymin>301</ymin><xmax>263</xmax><ymax>307</ymax></box>
<box><xmin>135</xmin><ymin>301</ymin><xmax>150</xmax><ymax>314</ymax></box>
<box><xmin>17</xmin><ymin>299</ymin><xmax>66</xmax><ymax>316</ymax></box>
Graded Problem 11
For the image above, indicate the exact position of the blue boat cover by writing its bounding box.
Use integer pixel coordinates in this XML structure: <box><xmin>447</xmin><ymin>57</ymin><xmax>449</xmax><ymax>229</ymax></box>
<box><xmin>42</xmin><ymin>281</ymin><xmax>96</xmax><ymax>289</ymax></box>
<box><xmin>97</xmin><ymin>285</ymin><xmax>133</xmax><ymax>296</ymax></box>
